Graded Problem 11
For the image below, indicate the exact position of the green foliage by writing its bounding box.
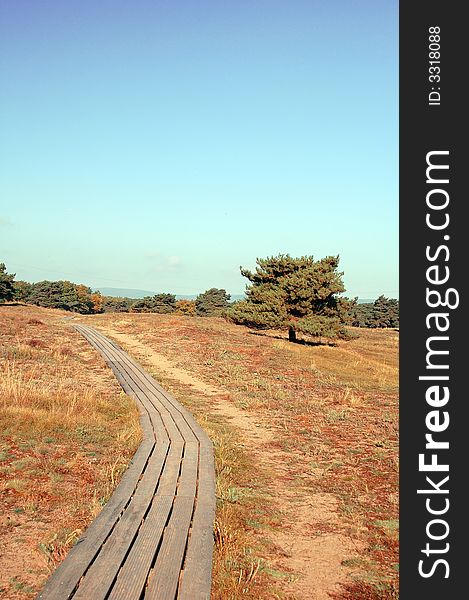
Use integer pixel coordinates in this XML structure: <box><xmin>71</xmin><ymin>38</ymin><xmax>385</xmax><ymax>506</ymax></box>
<box><xmin>372</xmin><ymin>295</ymin><xmax>399</xmax><ymax>328</ymax></box>
<box><xmin>0</xmin><ymin>263</ymin><xmax>16</xmax><ymax>302</ymax></box>
<box><xmin>227</xmin><ymin>254</ymin><xmax>355</xmax><ymax>341</ymax></box>
<box><xmin>349</xmin><ymin>296</ymin><xmax>399</xmax><ymax>328</ymax></box>
<box><xmin>12</xmin><ymin>279</ymin><xmax>102</xmax><ymax>314</ymax></box>
<box><xmin>11</xmin><ymin>276</ymin><xmax>181</xmax><ymax>316</ymax></box>
<box><xmin>130</xmin><ymin>293</ymin><xmax>176</xmax><ymax>314</ymax></box>
<box><xmin>13</xmin><ymin>280</ymin><xmax>33</xmax><ymax>302</ymax></box>
<box><xmin>101</xmin><ymin>296</ymin><xmax>134</xmax><ymax>313</ymax></box>
<box><xmin>295</xmin><ymin>315</ymin><xmax>348</xmax><ymax>339</ymax></box>
<box><xmin>23</xmin><ymin>281</ymin><xmax>97</xmax><ymax>313</ymax></box>
<box><xmin>195</xmin><ymin>288</ymin><xmax>231</xmax><ymax>317</ymax></box>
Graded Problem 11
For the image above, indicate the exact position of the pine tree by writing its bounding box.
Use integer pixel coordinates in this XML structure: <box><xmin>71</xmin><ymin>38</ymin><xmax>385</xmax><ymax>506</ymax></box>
<box><xmin>349</xmin><ymin>302</ymin><xmax>373</xmax><ymax>327</ymax></box>
<box><xmin>102</xmin><ymin>296</ymin><xmax>134</xmax><ymax>312</ymax></box>
<box><xmin>0</xmin><ymin>263</ymin><xmax>16</xmax><ymax>302</ymax></box>
<box><xmin>26</xmin><ymin>280</ymin><xmax>95</xmax><ymax>313</ymax></box>
<box><xmin>348</xmin><ymin>296</ymin><xmax>399</xmax><ymax>328</ymax></box>
<box><xmin>371</xmin><ymin>295</ymin><xmax>399</xmax><ymax>328</ymax></box>
<box><xmin>13</xmin><ymin>280</ymin><xmax>33</xmax><ymax>302</ymax></box>
<box><xmin>131</xmin><ymin>293</ymin><xmax>176</xmax><ymax>313</ymax></box>
<box><xmin>227</xmin><ymin>254</ymin><xmax>355</xmax><ymax>342</ymax></box>
<box><xmin>195</xmin><ymin>288</ymin><xmax>231</xmax><ymax>316</ymax></box>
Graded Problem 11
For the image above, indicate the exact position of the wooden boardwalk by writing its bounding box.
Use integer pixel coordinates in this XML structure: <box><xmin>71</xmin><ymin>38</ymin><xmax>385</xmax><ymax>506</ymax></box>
<box><xmin>36</xmin><ymin>324</ymin><xmax>215</xmax><ymax>600</ymax></box>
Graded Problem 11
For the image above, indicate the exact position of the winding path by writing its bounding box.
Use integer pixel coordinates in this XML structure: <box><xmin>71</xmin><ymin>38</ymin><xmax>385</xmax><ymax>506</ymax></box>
<box><xmin>36</xmin><ymin>324</ymin><xmax>216</xmax><ymax>600</ymax></box>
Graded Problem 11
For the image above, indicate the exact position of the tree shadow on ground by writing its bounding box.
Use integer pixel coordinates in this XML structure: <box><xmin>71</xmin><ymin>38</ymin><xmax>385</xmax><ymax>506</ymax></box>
<box><xmin>247</xmin><ymin>330</ymin><xmax>337</xmax><ymax>347</ymax></box>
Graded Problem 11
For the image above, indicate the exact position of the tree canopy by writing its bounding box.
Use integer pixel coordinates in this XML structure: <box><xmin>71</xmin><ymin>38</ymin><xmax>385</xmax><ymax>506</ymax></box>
<box><xmin>130</xmin><ymin>293</ymin><xmax>176</xmax><ymax>313</ymax></box>
<box><xmin>31</xmin><ymin>281</ymin><xmax>97</xmax><ymax>313</ymax></box>
<box><xmin>101</xmin><ymin>295</ymin><xmax>135</xmax><ymax>313</ymax></box>
<box><xmin>227</xmin><ymin>254</ymin><xmax>354</xmax><ymax>341</ymax></box>
<box><xmin>12</xmin><ymin>280</ymin><xmax>33</xmax><ymax>302</ymax></box>
<box><xmin>195</xmin><ymin>288</ymin><xmax>230</xmax><ymax>317</ymax></box>
<box><xmin>349</xmin><ymin>296</ymin><xmax>399</xmax><ymax>328</ymax></box>
<box><xmin>12</xmin><ymin>279</ymin><xmax>102</xmax><ymax>314</ymax></box>
<box><xmin>0</xmin><ymin>262</ymin><xmax>16</xmax><ymax>302</ymax></box>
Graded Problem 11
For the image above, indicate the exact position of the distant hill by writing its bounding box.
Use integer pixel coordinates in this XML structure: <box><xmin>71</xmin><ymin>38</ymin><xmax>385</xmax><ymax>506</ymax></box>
<box><xmin>95</xmin><ymin>288</ymin><xmax>246</xmax><ymax>301</ymax></box>
<box><xmin>174</xmin><ymin>293</ymin><xmax>246</xmax><ymax>302</ymax></box>
<box><xmin>356</xmin><ymin>298</ymin><xmax>399</xmax><ymax>304</ymax></box>
<box><xmin>95</xmin><ymin>287</ymin><xmax>158</xmax><ymax>299</ymax></box>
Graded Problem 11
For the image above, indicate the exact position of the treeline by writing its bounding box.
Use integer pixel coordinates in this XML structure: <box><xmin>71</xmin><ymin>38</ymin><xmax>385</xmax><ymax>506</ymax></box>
<box><xmin>103</xmin><ymin>287</ymin><xmax>231</xmax><ymax>317</ymax></box>
<box><xmin>349</xmin><ymin>295</ymin><xmax>399</xmax><ymax>329</ymax></box>
<box><xmin>1</xmin><ymin>264</ymin><xmax>232</xmax><ymax>317</ymax></box>
<box><xmin>13</xmin><ymin>279</ymin><xmax>103</xmax><ymax>314</ymax></box>
<box><xmin>1</xmin><ymin>261</ymin><xmax>398</xmax><ymax>329</ymax></box>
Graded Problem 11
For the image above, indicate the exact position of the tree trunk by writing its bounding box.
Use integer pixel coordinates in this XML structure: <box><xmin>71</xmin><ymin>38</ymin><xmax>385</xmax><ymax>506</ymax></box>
<box><xmin>288</xmin><ymin>325</ymin><xmax>297</xmax><ymax>342</ymax></box>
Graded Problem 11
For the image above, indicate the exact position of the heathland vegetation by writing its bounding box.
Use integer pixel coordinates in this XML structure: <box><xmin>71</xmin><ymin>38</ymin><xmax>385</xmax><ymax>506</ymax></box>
<box><xmin>0</xmin><ymin>305</ymin><xmax>141</xmax><ymax>597</ymax></box>
<box><xmin>0</xmin><ymin>253</ymin><xmax>399</xmax><ymax>599</ymax></box>
<box><xmin>80</xmin><ymin>311</ymin><xmax>399</xmax><ymax>599</ymax></box>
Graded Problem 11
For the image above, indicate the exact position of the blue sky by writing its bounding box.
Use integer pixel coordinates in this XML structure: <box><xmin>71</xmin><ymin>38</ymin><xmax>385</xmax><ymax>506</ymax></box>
<box><xmin>0</xmin><ymin>0</ymin><xmax>398</xmax><ymax>298</ymax></box>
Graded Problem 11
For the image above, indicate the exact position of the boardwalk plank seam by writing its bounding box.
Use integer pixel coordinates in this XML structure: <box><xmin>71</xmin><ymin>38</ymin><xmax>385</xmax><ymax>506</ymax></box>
<box><xmin>36</xmin><ymin>324</ymin><xmax>215</xmax><ymax>600</ymax></box>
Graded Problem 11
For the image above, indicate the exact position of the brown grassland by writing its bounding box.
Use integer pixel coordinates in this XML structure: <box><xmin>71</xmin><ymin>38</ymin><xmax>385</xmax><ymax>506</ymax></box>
<box><xmin>0</xmin><ymin>305</ymin><xmax>142</xmax><ymax>599</ymax></box>
<box><xmin>0</xmin><ymin>304</ymin><xmax>398</xmax><ymax>599</ymax></box>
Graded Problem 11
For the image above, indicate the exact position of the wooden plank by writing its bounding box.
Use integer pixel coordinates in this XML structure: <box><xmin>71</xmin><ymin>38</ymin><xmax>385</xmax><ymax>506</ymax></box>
<box><xmin>72</xmin><ymin>445</ymin><xmax>168</xmax><ymax>600</ymax></box>
<box><xmin>89</xmin><ymin>327</ymin><xmax>208</xmax><ymax>459</ymax></box>
<box><xmin>176</xmin><ymin>442</ymin><xmax>198</xmax><ymax>498</ymax></box>
<box><xmin>78</xmin><ymin>327</ymin><xmax>192</xmax><ymax>458</ymax></box>
<box><xmin>91</xmin><ymin>330</ymin><xmax>195</xmax><ymax>445</ymax></box>
<box><xmin>38</xmin><ymin>324</ymin><xmax>215</xmax><ymax>600</ymax></box>
<box><xmin>90</xmin><ymin>331</ymin><xmax>185</xmax><ymax>445</ymax></box>
<box><xmin>178</xmin><ymin>444</ymin><xmax>216</xmax><ymax>599</ymax></box>
<box><xmin>74</xmin><ymin>326</ymin><xmax>157</xmax><ymax>437</ymax></box>
<box><xmin>79</xmin><ymin>325</ymin><xmax>215</xmax><ymax>598</ymax></box>
<box><xmin>130</xmin><ymin>362</ymin><xmax>210</xmax><ymax>444</ymax></box>
<box><xmin>92</xmin><ymin>325</ymin><xmax>208</xmax><ymax>446</ymax></box>
<box><xmin>155</xmin><ymin>444</ymin><xmax>184</xmax><ymax>497</ymax></box>
<box><xmin>152</xmin><ymin>383</ymin><xmax>211</xmax><ymax>441</ymax></box>
<box><xmin>147</xmin><ymin>390</ymin><xmax>199</xmax><ymax>445</ymax></box>
<box><xmin>177</xmin><ymin>502</ymin><xmax>215</xmax><ymax>600</ymax></box>
<box><xmin>106</xmin><ymin>495</ymin><xmax>174</xmax><ymax>600</ymax></box>
<box><xmin>36</xmin><ymin>434</ymin><xmax>156</xmax><ymax>600</ymax></box>
<box><xmin>197</xmin><ymin>444</ymin><xmax>216</xmax><ymax>495</ymax></box>
<box><xmin>78</xmin><ymin>327</ymin><xmax>170</xmax><ymax>444</ymax></box>
<box><xmin>144</xmin><ymin>496</ymin><xmax>195</xmax><ymax>600</ymax></box>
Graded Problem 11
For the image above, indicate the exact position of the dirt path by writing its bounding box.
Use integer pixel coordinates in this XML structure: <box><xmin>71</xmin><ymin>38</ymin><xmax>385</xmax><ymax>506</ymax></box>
<box><xmin>98</xmin><ymin>327</ymin><xmax>361</xmax><ymax>599</ymax></box>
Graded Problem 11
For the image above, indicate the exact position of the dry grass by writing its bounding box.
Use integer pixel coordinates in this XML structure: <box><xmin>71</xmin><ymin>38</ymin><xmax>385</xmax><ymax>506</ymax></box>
<box><xmin>210</xmin><ymin>424</ymin><xmax>284</xmax><ymax>599</ymax></box>
<box><xmin>0</xmin><ymin>305</ymin><xmax>142</xmax><ymax>599</ymax></box>
<box><xmin>82</xmin><ymin>312</ymin><xmax>398</xmax><ymax>599</ymax></box>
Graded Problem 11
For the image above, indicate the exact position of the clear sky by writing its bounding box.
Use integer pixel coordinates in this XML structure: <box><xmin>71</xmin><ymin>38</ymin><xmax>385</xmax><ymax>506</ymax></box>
<box><xmin>0</xmin><ymin>0</ymin><xmax>398</xmax><ymax>298</ymax></box>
